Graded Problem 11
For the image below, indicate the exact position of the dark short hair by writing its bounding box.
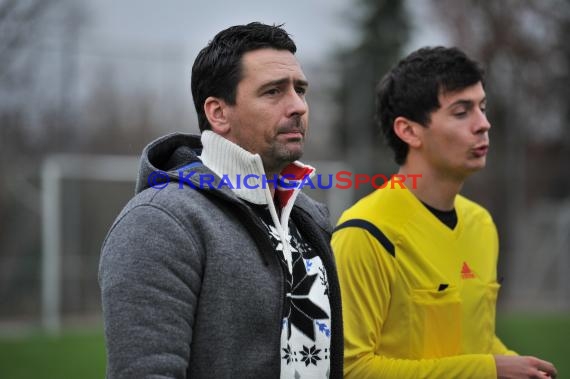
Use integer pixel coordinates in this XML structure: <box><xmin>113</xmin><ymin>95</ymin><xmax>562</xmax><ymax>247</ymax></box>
<box><xmin>191</xmin><ymin>22</ymin><xmax>297</xmax><ymax>132</ymax></box>
<box><xmin>376</xmin><ymin>46</ymin><xmax>485</xmax><ymax>165</ymax></box>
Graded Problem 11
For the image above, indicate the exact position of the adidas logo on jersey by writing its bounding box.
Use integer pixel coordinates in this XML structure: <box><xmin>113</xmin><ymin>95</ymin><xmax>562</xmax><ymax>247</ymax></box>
<box><xmin>461</xmin><ymin>261</ymin><xmax>476</xmax><ymax>279</ymax></box>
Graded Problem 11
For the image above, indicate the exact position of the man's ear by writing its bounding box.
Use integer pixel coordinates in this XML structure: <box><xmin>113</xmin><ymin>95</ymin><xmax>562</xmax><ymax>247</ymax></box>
<box><xmin>204</xmin><ymin>96</ymin><xmax>231</xmax><ymax>135</ymax></box>
<box><xmin>393</xmin><ymin>116</ymin><xmax>422</xmax><ymax>149</ymax></box>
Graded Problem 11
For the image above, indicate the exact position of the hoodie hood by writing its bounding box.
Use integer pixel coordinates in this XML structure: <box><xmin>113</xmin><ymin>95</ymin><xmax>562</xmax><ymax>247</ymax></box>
<box><xmin>135</xmin><ymin>132</ymin><xmax>204</xmax><ymax>194</ymax></box>
<box><xmin>133</xmin><ymin>131</ymin><xmax>332</xmax><ymax>257</ymax></box>
<box><xmin>134</xmin><ymin>132</ymin><xmax>328</xmax><ymax>231</ymax></box>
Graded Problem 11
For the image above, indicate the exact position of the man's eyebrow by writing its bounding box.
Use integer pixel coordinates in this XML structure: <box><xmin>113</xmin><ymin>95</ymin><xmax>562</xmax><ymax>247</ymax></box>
<box><xmin>258</xmin><ymin>78</ymin><xmax>308</xmax><ymax>90</ymax></box>
<box><xmin>447</xmin><ymin>97</ymin><xmax>486</xmax><ymax>109</ymax></box>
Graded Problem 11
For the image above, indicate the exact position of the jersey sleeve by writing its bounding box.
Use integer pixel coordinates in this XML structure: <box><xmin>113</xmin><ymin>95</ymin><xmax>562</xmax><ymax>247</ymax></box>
<box><xmin>488</xmin><ymin>217</ymin><xmax>517</xmax><ymax>357</ymax></box>
<box><xmin>491</xmin><ymin>335</ymin><xmax>518</xmax><ymax>356</ymax></box>
<box><xmin>332</xmin><ymin>225</ymin><xmax>498</xmax><ymax>379</ymax></box>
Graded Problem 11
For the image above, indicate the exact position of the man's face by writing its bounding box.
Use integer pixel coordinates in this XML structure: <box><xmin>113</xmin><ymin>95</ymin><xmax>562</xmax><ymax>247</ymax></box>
<box><xmin>224</xmin><ymin>48</ymin><xmax>309</xmax><ymax>174</ymax></box>
<box><xmin>418</xmin><ymin>82</ymin><xmax>490</xmax><ymax>180</ymax></box>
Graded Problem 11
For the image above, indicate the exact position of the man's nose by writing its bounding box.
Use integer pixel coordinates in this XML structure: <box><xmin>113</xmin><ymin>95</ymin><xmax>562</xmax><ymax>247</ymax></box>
<box><xmin>286</xmin><ymin>90</ymin><xmax>308</xmax><ymax>117</ymax></box>
<box><xmin>475</xmin><ymin>109</ymin><xmax>491</xmax><ymax>134</ymax></box>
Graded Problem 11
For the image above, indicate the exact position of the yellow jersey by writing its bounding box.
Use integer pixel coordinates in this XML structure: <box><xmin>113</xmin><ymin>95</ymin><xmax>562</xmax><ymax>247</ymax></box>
<box><xmin>332</xmin><ymin>186</ymin><xmax>516</xmax><ymax>379</ymax></box>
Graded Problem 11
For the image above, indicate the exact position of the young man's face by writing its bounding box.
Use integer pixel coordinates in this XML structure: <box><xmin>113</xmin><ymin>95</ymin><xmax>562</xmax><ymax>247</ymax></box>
<box><xmin>418</xmin><ymin>82</ymin><xmax>490</xmax><ymax>179</ymax></box>
<box><xmin>224</xmin><ymin>48</ymin><xmax>309</xmax><ymax>174</ymax></box>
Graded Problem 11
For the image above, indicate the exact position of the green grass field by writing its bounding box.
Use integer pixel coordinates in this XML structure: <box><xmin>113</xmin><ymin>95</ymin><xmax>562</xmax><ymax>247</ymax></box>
<box><xmin>496</xmin><ymin>313</ymin><xmax>569</xmax><ymax>377</ymax></box>
<box><xmin>0</xmin><ymin>329</ymin><xmax>106</xmax><ymax>379</ymax></box>
<box><xmin>0</xmin><ymin>314</ymin><xmax>568</xmax><ymax>379</ymax></box>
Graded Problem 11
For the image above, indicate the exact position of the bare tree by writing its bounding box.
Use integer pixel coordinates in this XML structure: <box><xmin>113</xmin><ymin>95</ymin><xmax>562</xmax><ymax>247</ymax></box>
<box><xmin>334</xmin><ymin>0</ymin><xmax>411</xmax><ymax>199</ymax></box>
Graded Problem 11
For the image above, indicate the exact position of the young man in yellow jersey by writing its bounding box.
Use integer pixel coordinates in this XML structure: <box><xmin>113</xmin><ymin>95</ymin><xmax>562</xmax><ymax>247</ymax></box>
<box><xmin>332</xmin><ymin>46</ymin><xmax>557</xmax><ymax>379</ymax></box>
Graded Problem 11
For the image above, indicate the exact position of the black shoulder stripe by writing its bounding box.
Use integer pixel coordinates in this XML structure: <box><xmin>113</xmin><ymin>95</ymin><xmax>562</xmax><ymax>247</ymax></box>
<box><xmin>333</xmin><ymin>219</ymin><xmax>395</xmax><ymax>257</ymax></box>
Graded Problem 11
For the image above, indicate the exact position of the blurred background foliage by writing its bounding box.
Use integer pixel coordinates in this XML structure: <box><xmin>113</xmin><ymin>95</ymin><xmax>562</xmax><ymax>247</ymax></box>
<box><xmin>0</xmin><ymin>0</ymin><xmax>568</xmax><ymax>377</ymax></box>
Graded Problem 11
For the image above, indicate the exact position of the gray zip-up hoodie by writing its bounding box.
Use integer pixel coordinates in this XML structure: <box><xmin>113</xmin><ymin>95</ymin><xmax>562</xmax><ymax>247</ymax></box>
<box><xmin>99</xmin><ymin>133</ymin><xmax>343</xmax><ymax>378</ymax></box>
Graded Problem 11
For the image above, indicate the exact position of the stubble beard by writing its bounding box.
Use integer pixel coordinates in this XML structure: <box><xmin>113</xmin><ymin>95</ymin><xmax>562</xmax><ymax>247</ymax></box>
<box><xmin>263</xmin><ymin>140</ymin><xmax>304</xmax><ymax>175</ymax></box>
<box><xmin>263</xmin><ymin>116</ymin><xmax>306</xmax><ymax>174</ymax></box>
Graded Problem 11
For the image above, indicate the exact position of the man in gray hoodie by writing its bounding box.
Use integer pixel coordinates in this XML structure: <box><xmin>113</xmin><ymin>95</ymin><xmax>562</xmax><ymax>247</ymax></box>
<box><xmin>99</xmin><ymin>22</ymin><xmax>342</xmax><ymax>379</ymax></box>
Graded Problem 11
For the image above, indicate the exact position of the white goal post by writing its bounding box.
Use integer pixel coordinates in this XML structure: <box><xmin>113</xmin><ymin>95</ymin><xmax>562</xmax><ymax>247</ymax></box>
<box><xmin>41</xmin><ymin>154</ymin><xmax>139</xmax><ymax>334</ymax></box>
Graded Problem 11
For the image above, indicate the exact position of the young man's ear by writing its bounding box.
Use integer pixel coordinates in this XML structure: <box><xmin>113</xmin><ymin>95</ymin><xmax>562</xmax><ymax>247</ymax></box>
<box><xmin>393</xmin><ymin>116</ymin><xmax>422</xmax><ymax>149</ymax></box>
<box><xmin>204</xmin><ymin>97</ymin><xmax>231</xmax><ymax>135</ymax></box>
